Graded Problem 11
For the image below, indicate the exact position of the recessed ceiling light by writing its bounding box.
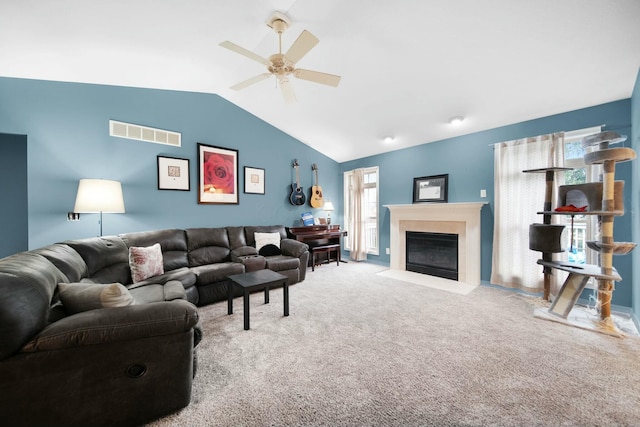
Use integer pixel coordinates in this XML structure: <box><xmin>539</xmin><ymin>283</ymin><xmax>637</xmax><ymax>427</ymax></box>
<box><xmin>383</xmin><ymin>136</ymin><xmax>395</xmax><ymax>144</ymax></box>
<box><xmin>449</xmin><ymin>116</ymin><xmax>465</xmax><ymax>125</ymax></box>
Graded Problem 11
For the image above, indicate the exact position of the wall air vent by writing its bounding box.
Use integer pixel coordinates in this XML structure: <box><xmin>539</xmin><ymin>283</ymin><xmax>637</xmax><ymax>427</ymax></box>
<box><xmin>109</xmin><ymin>120</ymin><xmax>181</xmax><ymax>147</ymax></box>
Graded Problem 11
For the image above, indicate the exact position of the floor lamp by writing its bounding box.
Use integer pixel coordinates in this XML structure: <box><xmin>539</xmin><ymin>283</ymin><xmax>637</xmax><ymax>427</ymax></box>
<box><xmin>73</xmin><ymin>179</ymin><xmax>125</xmax><ymax>237</ymax></box>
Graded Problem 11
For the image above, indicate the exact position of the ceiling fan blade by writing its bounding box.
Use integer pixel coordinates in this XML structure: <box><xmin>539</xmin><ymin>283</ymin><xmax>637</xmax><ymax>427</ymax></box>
<box><xmin>284</xmin><ymin>30</ymin><xmax>319</xmax><ymax>64</ymax></box>
<box><xmin>280</xmin><ymin>79</ymin><xmax>297</xmax><ymax>104</ymax></box>
<box><xmin>219</xmin><ymin>41</ymin><xmax>271</xmax><ymax>66</ymax></box>
<box><xmin>230</xmin><ymin>73</ymin><xmax>272</xmax><ymax>91</ymax></box>
<box><xmin>293</xmin><ymin>69</ymin><xmax>341</xmax><ymax>87</ymax></box>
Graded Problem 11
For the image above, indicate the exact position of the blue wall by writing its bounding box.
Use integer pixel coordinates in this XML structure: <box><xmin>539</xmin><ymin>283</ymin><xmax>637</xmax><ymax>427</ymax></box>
<box><xmin>341</xmin><ymin>100</ymin><xmax>634</xmax><ymax>308</ymax></box>
<box><xmin>0</xmin><ymin>77</ymin><xmax>341</xmax><ymax>247</ymax></box>
<box><xmin>0</xmin><ymin>133</ymin><xmax>28</xmax><ymax>257</ymax></box>
<box><xmin>1</xmin><ymin>76</ymin><xmax>636</xmax><ymax>311</ymax></box>
<box><xmin>631</xmin><ymin>68</ymin><xmax>640</xmax><ymax>318</ymax></box>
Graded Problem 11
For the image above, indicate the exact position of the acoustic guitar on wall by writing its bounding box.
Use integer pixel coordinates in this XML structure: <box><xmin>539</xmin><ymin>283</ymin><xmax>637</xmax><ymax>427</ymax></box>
<box><xmin>310</xmin><ymin>163</ymin><xmax>324</xmax><ymax>208</ymax></box>
<box><xmin>289</xmin><ymin>159</ymin><xmax>306</xmax><ymax>205</ymax></box>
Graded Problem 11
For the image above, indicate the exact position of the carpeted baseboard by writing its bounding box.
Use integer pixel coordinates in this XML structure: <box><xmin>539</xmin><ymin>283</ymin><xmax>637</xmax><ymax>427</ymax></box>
<box><xmin>148</xmin><ymin>262</ymin><xmax>640</xmax><ymax>427</ymax></box>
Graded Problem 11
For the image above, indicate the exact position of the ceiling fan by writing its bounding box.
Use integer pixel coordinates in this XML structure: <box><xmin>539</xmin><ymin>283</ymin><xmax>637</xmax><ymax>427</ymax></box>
<box><xmin>219</xmin><ymin>12</ymin><xmax>341</xmax><ymax>104</ymax></box>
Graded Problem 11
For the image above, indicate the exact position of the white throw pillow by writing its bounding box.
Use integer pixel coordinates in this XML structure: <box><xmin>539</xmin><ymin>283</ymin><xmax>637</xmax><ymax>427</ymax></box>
<box><xmin>129</xmin><ymin>243</ymin><xmax>164</xmax><ymax>283</ymax></box>
<box><xmin>254</xmin><ymin>232</ymin><xmax>281</xmax><ymax>252</ymax></box>
<box><xmin>58</xmin><ymin>282</ymin><xmax>135</xmax><ymax>314</ymax></box>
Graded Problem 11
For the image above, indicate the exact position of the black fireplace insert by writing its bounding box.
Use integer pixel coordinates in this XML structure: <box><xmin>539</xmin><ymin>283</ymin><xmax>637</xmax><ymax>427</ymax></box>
<box><xmin>406</xmin><ymin>231</ymin><xmax>458</xmax><ymax>280</ymax></box>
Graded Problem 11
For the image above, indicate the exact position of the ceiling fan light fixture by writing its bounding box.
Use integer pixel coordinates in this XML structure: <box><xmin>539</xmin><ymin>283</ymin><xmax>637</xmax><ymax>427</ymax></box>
<box><xmin>266</xmin><ymin>11</ymin><xmax>291</xmax><ymax>32</ymax></box>
<box><xmin>220</xmin><ymin>11</ymin><xmax>341</xmax><ymax>103</ymax></box>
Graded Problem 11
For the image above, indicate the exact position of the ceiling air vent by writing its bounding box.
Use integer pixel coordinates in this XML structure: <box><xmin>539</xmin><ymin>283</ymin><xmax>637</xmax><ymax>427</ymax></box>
<box><xmin>109</xmin><ymin>120</ymin><xmax>181</xmax><ymax>147</ymax></box>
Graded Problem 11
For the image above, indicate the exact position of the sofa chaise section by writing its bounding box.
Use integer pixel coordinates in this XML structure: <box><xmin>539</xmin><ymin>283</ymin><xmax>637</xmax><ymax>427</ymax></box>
<box><xmin>0</xmin><ymin>246</ymin><xmax>200</xmax><ymax>427</ymax></box>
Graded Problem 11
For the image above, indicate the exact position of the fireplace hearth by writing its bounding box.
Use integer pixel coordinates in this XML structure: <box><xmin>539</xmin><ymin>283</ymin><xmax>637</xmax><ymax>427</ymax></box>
<box><xmin>406</xmin><ymin>231</ymin><xmax>458</xmax><ymax>280</ymax></box>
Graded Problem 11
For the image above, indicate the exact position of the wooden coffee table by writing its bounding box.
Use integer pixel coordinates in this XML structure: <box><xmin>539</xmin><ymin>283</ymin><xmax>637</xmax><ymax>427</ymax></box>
<box><xmin>227</xmin><ymin>269</ymin><xmax>289</xmax><ymax>330</ymax></box>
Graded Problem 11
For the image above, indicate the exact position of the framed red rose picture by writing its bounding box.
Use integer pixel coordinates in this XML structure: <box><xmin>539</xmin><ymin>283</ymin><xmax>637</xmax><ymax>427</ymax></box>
<box><xmin>197</xmin><ymin>143</ymin><xmax>239</xmax><ymax>204</ymax></box>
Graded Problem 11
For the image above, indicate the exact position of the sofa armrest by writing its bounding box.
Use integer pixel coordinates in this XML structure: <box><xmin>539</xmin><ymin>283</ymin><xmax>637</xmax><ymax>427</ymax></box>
<box><xmin>230</xmin><ymin>245</ymin><xmax>259</xmax><ymax>262</ymax></box>
<box><xmin>280</xmin><ymin>238</ymin><xmax>309</xmax><ymax>258</ymax></box>
<box><xmin>21</xmin><ymin>299</ymin><xmax>198</xmax><ymax>353</ymax></box>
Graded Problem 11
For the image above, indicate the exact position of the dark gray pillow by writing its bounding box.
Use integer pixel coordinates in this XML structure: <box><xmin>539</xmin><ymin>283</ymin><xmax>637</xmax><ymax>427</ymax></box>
<box><xmin>258</xmin><ymin>244</ymin><xmax>281</xmax><ymax>257</ymax></box>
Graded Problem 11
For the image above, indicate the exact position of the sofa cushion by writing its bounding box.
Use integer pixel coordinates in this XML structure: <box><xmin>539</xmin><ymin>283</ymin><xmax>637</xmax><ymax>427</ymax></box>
<box><xmin>0</xmin><ymin>252</ymin><xmax>67</xmax><ymax>360</ymax></box>
<box><xmin>254</xmin><ymin>232</ymin><xmax>281</xmax><ymax>251</ymax></box>
<box><xmin>186</xmin><ymin>227</ymin><xmax>231</xmax><ymax>266</ymax></box>
<box><xmin>264</xmin><ymin>255</ymin><xmax>300</xmax><ymax>272</ymax></box>
<box><xmin>58</xmin><ymin>282</ymin><xmax>134</xmax><ymax>314</ymax></box>
<box><xmin>190</xmin><ymin>262</ymin><xmax>244</xmax><ymax>286</ymax></box>
<box><xmin>65</xmin><ymin>236</ymin><xmax>130</xmax><ymax>284</ymax></box>
<box><xmin>33</xmin><ymin>244</ymin><xmax>88</xmax><ymax>283</ymax></box>
<box><xmin>129</xmin><ymin>243</ymin><xmax>164</xmax><ymax>283</ymax></box>
<box><xmin>127</xmin><ymin>267</ymin><xmax>197</xmax><ymax>290</ymax></box>
<box><xmin>226</xmin><ymin>226</ymin><xmax>247</xmax><ymax>249</ymax></box>
<box><xmin>128</xmin><ymin>280</ymin><xmax>186</xmax><ymax>304</ymax></box>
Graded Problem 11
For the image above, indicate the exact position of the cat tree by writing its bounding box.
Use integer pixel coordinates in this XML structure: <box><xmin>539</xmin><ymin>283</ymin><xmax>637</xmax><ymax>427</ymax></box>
<box><xmin>526</xmin><ymin>131</ymin><xmax>636</xmax><ymax>337</ymax></box>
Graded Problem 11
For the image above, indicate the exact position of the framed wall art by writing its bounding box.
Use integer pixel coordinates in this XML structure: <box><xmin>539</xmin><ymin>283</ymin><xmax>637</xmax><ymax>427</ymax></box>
<box><xmin>413</xmin><ymin>174</ymin><xmax>448</xmax><ymax>203</ymax></box>
<box><xmin>197</xmin><ymin>143</ymin><xmax>239</xmax><ymax>204</ymax></box>
<box><xmin>244</xmin><ymin>166</ymin><xmax>265</xmax><ymax>194</ymax></box>
<box><xmin>157</xmin><ymin>155</ymin><xmax>190</xmax><ymax>191</ymax></box>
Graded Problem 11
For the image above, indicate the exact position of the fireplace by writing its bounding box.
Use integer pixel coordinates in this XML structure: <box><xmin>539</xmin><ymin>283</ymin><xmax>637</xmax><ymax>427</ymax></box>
<box><xmin>406</xmin><ymin>231</ymin><xmax>458</xmax><ymax>280</ymax></box>
<box><xmin>385</xmin><ymin>202</ymin><xmax>486</xmax><ymax>285</ymax></box>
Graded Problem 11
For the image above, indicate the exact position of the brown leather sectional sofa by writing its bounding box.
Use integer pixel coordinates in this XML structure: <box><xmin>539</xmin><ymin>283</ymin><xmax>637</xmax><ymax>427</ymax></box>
<box><xmin>0</xmin><ymin>225</ymin><xmax>309</xmax><ymax>426</ymax></box>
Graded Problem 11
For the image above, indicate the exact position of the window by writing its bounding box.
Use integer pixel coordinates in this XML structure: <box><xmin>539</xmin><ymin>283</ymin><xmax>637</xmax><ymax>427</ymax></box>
<box><xmin>343</xmin><ymin>166</ymin><xmax>379</xmax><ymax>255</ymax></box>
<box><xmin>560</xmin><ymin>126</ymin><xmax>602</xmax><ymax>271</ymax></box>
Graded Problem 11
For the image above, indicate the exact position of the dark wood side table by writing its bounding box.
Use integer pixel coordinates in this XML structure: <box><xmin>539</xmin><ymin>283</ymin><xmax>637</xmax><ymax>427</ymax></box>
<box><xmin>227</xmin><ymin>269</ymin><xmax>289</xmax><ymax>330</ymax></box>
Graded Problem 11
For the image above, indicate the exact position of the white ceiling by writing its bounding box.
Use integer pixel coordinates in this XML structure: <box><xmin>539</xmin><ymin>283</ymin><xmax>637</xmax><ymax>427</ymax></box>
<box><xmin>2</xmin><ymin>0</ymin><xmax>640</xmax><ymax>162</ymax></box>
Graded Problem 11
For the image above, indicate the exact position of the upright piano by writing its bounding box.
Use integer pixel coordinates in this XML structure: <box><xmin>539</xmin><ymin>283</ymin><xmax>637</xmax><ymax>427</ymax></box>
<box><xmin>287</xmin><ymin>225</ymin><xmax>347</xmax><ymax>266</ymax></box>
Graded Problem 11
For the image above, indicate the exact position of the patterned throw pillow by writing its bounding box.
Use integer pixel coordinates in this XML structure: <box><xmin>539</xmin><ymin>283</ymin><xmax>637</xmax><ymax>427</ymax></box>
<box><xmin>129</xmin><ymin>243</ymin><xmax>164</xmax><ymax>283</ymax></box>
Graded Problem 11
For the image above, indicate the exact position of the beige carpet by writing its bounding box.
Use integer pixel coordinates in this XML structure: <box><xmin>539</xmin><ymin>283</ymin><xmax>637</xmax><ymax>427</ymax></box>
<box><xmin>376</xmin><ymin>269</ymin><xmax>477</xmax><ymax>295</ymax></box>
<box><xmin>148</xmin><ymin>262</ymin><xmax>640</xmax><ymax>427</ymax></box>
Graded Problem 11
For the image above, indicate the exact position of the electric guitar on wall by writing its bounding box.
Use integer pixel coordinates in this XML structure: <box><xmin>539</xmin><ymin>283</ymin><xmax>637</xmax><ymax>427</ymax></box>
<box><xmin>310</xmin><ymin>163</ymin><xmax>324</xmax><ymax>208</ymax></box>
<box><xmin>289</xmin><ymin>159</ymin><xmax>306</xmax><ymax>205</ymax></box>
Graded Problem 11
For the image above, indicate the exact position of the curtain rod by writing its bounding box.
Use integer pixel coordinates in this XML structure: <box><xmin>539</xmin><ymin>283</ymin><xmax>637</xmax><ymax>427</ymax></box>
<box><xmin>487</xmin><ymin>124</ymin><xmax>606</xmax><ymax>147</ymax></box>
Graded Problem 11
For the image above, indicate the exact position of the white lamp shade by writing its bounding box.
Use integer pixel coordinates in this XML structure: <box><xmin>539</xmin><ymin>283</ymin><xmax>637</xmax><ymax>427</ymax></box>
<box><xmin>74</xmin><ymin>179</ymin><xmax>125</xmax><ymax>213</ymax></box>
<box><xmin>323</xmin><ymin>201</ymin><xmax>335</xmax><ymax>211</ymax></box>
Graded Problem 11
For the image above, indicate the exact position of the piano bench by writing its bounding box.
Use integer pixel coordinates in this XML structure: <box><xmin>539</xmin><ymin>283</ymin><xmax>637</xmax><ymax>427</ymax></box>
<box><xmin>311</xmin><ymin>244</ymin><xmax>341</xmax><ymax>271</ymax></box>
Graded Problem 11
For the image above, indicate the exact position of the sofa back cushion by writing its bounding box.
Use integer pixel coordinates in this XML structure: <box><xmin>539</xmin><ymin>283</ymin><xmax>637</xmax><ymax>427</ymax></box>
<box><xmin>186</xmin><ymin>228</ymin><xmax>231</xmax><ymax>267</ymax></box>
<box><xmin>32</xmin><ymin>243</ymin><xmax>88</xmax><ymax>283</ymax></box>
<box><xmin>65</xmin><ymin>236</ymin><xmax>130</xmax><ymax>284</ymax></box>
<box><xmin>0</xmin><ymin>252</ymin><xmax>67</xmax><ymax>360</ymax></box>
<box><xmin>226</xmin><ymin>226</ymin><xmax>247</xmax><ymax>249</ymax></box>
<box><xmin>244</xmin><ymin>225</ymin><xmax>287</xmax><ymax>247</ymax></box>
<box><xmin>120</xmin><ymin>229</ymin><xmax>188</xmax><ymax>272</ymax></box>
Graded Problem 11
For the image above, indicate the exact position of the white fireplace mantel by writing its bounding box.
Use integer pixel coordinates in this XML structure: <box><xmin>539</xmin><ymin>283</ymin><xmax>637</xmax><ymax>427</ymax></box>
<box><xmin>384</xmin><ymin>202</ymin><xmax>487</xmax><ymax>285</ymax></box>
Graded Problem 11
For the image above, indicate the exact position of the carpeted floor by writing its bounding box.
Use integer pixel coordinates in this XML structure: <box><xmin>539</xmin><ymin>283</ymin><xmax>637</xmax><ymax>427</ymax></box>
<box><xmin>148</xmin><ymin>262</ymin><xmax>640</xmax><ymax>427</ymax></box>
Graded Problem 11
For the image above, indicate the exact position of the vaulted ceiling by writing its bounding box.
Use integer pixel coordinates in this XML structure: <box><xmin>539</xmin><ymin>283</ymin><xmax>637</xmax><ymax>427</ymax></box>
<box><xmin>2</xmin><ymin>1</ymin><xmax>639</xmax><ymax>162</ymax></box>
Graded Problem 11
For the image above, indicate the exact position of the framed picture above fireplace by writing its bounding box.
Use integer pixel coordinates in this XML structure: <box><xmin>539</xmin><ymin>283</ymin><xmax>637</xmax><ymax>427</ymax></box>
<box><xmin>413</xmin><ymin>174</ymin><xmax>448</xmax><ymax>203</ymax></box>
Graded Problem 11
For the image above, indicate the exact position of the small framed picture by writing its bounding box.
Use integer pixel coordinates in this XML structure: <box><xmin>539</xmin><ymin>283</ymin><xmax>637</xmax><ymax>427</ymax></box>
<box><xmin>157</xmin><ymin>156</ymin><xmax>190</xmax><ymax>191</ymax></box>
<box><xmin>244</xmin><ymin>166</ymin><xmax>265</xmax><ymax>194</ymax></box>
<box><xmin>413</xmin><ymin>174</ymin><xmax>448</xmax><ymax>203</ymax></box>
<box><xmin>197</xmin><ymin>143</ymin><xmax>239</xmax><ymax>204</ymax></box>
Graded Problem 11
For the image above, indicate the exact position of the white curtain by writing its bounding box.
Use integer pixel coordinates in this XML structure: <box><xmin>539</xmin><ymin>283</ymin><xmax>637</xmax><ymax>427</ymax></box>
<box><xmin>349</xmin><ymin>168</ymin><xmax>368</xmax><ymax>261</ymax></box>
<box><xmin>490</xmin><ymin>132</ymin><xmax>565</xmax><ymax>293</ymax></box>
